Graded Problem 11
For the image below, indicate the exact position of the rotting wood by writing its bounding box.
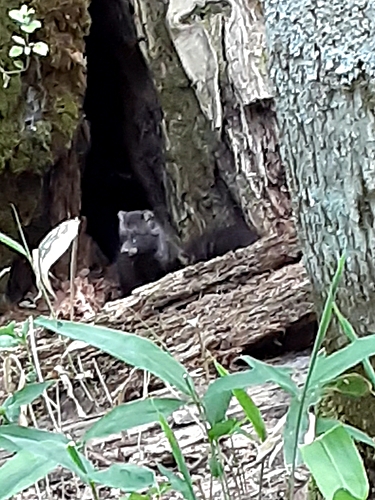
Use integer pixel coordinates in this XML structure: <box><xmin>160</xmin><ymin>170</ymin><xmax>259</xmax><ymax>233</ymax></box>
<box><xmin>1</xmin><ymin>233</ymin><xmax>314</xmax><ymax>395</ymax></box>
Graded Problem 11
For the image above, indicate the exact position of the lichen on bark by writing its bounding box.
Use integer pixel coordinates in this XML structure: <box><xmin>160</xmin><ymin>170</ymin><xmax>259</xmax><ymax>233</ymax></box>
<box><xmin>263</xmin><ymin>0</ymin><xmax>375</xmax><ymax>495</ymax></box>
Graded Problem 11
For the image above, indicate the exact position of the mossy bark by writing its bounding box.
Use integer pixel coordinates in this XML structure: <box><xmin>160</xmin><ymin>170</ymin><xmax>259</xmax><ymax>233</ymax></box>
<box><xmin>0</xmin><ymin>0</ymin><xmax>89</xmax><ymax>282</ymax></box>
<box><xmin>263</xmin><ymin>0</ymin><xmax>375</xmax><ymax>496</ymax></box>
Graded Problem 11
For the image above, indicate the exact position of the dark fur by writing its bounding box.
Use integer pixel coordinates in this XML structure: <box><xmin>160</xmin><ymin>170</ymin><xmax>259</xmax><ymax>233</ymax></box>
<box><xmin>184</xmin><ymin>223</ymin><xmax>259</xmax><ymax>264</ymax></box>
<box><xmin>116</xmin><ymin>210</ymin><xmax>180</xmax><ymax>296</ymax></box>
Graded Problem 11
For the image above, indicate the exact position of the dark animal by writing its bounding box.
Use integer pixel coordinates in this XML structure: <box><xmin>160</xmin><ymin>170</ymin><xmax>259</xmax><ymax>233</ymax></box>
<box><xmin>116</xmin><ymin>210</ymin><xmax>180</xmax><ymax>296</ymax></box>
<box><xmin>184</xmin><ymin>223</ymin><xmax>259</xmax><ymax>264</ymax></box>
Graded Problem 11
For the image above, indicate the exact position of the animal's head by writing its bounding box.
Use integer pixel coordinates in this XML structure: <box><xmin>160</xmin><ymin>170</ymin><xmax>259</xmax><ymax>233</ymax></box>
<box><xmin>117</xmin><ymin>210</ymin><xmax>166</xmax><ymax>257</ymax></box>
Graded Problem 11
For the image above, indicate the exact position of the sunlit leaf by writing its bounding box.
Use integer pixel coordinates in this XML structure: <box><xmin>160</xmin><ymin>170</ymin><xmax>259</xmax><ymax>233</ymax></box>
<box><xmin>84</xmin><ymin>398</ymin><xmax>184</xmax><ymax>442</ymax></box>
<box><xmin>301</xmin><ymin>424</ymin><xmax>368</xmax><ymax>500</ymax></box>
<box><xmin>91</xmin><ymin>463</ymin><xmax>155</xmax><ymax>491</ymax></box>
<box><xmin>9</xmin><ymin>46</ymin><xmax>24</xmax><ymax>58</ymax></box>
<box><xmin>0</xmin><ymin>232</ymin><xmax>28</xmax><ymax>258</ymax></box>
<box><xmin>35</xmin><ymin>318</ymin><xmax>194</xmax><ymax>396</ymax></box>
<box><xmin>0</xmin><ymin>450</ymin><xmax>55</xmax><ymax>500</ymax></box>
<box><xmin>32</xmin><ymin>41</ymin><xmax>49</xmax><ymax>56</ymax></box>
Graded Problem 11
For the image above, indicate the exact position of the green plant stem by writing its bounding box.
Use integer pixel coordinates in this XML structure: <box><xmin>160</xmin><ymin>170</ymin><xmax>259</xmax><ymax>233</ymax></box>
<box><xmin>287</xmin><ymin>254</ymin><xmax>345</xmax><ymax>500</ymax></box>
<box><xmin>90</xmin><ymin>481</ymin><xmax>99</xmax><ymax>500</ymax></box>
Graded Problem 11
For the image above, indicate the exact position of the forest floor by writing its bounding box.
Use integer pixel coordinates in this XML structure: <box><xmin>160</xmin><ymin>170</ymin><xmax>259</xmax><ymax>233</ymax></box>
<box><xmin>0</xmin><ymin>236</ymin><xmax>313</xmax><ymax>499</ymax></box>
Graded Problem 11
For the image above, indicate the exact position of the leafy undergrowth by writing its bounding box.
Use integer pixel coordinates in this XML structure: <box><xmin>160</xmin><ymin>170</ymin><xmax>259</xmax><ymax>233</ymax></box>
<box><xmin>1</xmin><ymin>219</ymin><xmax>375</xmax><ymax>500</ymax></box>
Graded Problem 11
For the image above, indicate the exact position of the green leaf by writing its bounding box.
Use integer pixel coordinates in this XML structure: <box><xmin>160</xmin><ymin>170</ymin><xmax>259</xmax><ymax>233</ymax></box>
<box><xmin>84</xmin><ymin>398</ymin><xmax>184</xmax><ymax>442</ymax></box>
<box><xmin>300</xmin><ymin>424</ymin><xmax>368</xmax><ymax>500</ymax></box>
<box><xmin>208</xmin><ymin>419</ymin><xmax>239</xmax><ymax>441</ymax></box>
<box><xmin>333</xmin><ymin>490</ymin><xmax>362</xmax><ymax>500</ymax></box>
<box><xmin>204</xmin><ymin>367</ymin><xmax>297</xmax><ymax>427</ymax></box>
<box><xmin>8</xmin><ymin>9</ymin><xmax>26</xmax><ymax>23</ymax></box>
<box><xmin>0</xmin><ymin>232</ymin><xmax>28</xmax><ymax>258</ymax></box>
<box><xmin>0</xmin><ymin>322</ymin><xmax>16</xmax><ymax>336</ymax></box>
<box><xmin>316</xmin><ymin>418</ymin><xmax>375</xmax><ymax>449</ymax></box>
<box><xmin>91</xmin><ymin>463</ymin><xmax>155</xmax><ymax>491</ymax></box>
<box><xmin>13</xmin><ymin>60</ymin><xmax>24</xmax><ymax>70</ymax></box>
<box><xmin>158</xmin><ymin>465</ymin><xmax>193</xmax><ymax>500</ymax></box>
<box><xmin>334</xmin><ymin>304</ymin><xmax>375</xmax><ymax>388</ymax></box>
<box><xmin>32</xmin><ymin>41</ymin><xmax>49</xmax><ymax>56</ymax></box>
<box><xmin>241</xmin><ymin>356</ymin><xmax>299</xmax><ymax>395</ymax></box>
<box><xmin>9</xmin><ymin>46</ymin><xmax>24</xmax><ymax>58</ymax></box>
<box><xmin>0</xmin><ymin>322</ymin><xmax>19</xmax><ymax>347</ymax></box>
<box><xmin>3</xmin><ymin>381</ymin><xmax>54</xmax><ymax>422</ymax></box>
<box><xmin>11</xmin><ymin>35</ymin><xmax>26</xmax><ymax>45</ymax></box>
<box><xmin>0</xmin><ymin>425</ymin><xmax>93</xmax><ymax>482</ymax></box>
<box><xmin>324</xmin><ymin>374</ymin><xmax>371</xmax><ymax>398</ymax></box>
<box><xmin>158</xmin><ymin>415</ymin><xmax>196</xmax><ymax>500</ymax></box>
<box><xmin>208</xmin><ymin>453</ymin><xmax>223</xmax><ymax>478</ymax></box>
<box><xmin>283</xmin><ymin>396</ymin><xmax>309</xmax><ymax>467</ymax></box>
<box><xmin>35</xmin><ymin>318</ymin><xmax>194</xmax><ymax>396</ymax></box>
<box><xmin>214</xmin><ymin>361</ymin><xmax>267</xmax><ymax>441</ymax></box>
<box><xmin>0</xmin><ymin>450</ymin><xmax>55</xmax><ymax>500</ymax></box>
<box><xmin>311</xmin><ymin>335</ymin><xmax>375</xmax><ymax>387</ymax></box>
<box><xmin>20</xmin><ymin>19</ymin><xmax>42</xmax><ymax>33</ymax></box>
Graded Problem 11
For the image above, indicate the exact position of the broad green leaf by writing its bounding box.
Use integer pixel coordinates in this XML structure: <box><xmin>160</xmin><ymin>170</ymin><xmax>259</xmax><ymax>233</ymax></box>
<box><xmin>283</xmin><ymin>396</ymin><xmax>309</xmax><ymax>467</ymax></box>
<box><xmin>159</xmin><ymin>414</ymin><xmax>196</xmax><ymax>500</ymax></box>
<box><xmin>0</xmin><ymin>322</ymin><xmax>16</xmax><ymax>336</ymax></box>
<box><xmin>0</xmin><ymin>450</ymin><xmax>55</xmax><ymax>500</ymax></box>
<box><xmin>0</xmin><ymin>335</ymin><xmax>19</xmax><ymax>348</ymax></box>
<box><xmin>35</xmin><ymin>318</ymin><xmax>193</xmax><ymax>396</ymax></box>
<box><xmin>20</xmin><ymin>20</ymin><xmax>42</xmax><ymax>33</ymax></box>
<box><xmin>84</xmin><ymin>398</ymin><xmax>184</xmax><ymax>442</ymax></box>
<box><xmin>316</xmin><ymin>418</ymin><xmax>375</xmax><ymax>449</ymax></box>
<box><xmin>300</xmin><ymin>424</ymin><xmax>368</xmax><ymax>500</ymax></box>
<box><xmin>241</xmin><ymin>356</ymin><xmax>299</xmax><ymax>395</ymax></box>
<box><xmin>125</xmin><ymin>494</ymin><xmax>151</xmax><ymax>500</ymax></box>
<box><xmin>334</xmin><ymin>304</ymin><xmax>375</xmax><ymax>388</ymax></box>
<box><xmin>311</xmin><ymin>335</ymin><xmax>375</xmax><ymax>387</ymax></box>
<box><xmin>91</xmin><ymin>463</ymin><xmax>155</xmax><ymax>491</ymax></box>
<box><xmin>324</xmin><ymin>374</ymin><xmax>371</xmax><ymax>398</ymax></box>
<box><xmin>9</xmin><ymin>46</ymin><xmax>24</xmax><ymax>58</ymax></box>
<box><xmin>333</xmin><ymin>490</ymin><xmax>362</xmax><ymax>500</ymax></box>
<box><xmin>215</xmin><ymin>361</ymin><xmax>266</xmax><ymax>441</ymax></box>
<box><xmin>204</xmin><ymin>368</ymin><xmax>295</xmax><ymax>426</ymax></box>
<box><xmin>0</xmin><ymin>232</ymin><xmax>28</xmax><ymax>258</ymax></box>
<box><xmin>208</xmin><ymin>418</ymin><xmax>239</xmax><ymax>441</ymax></box>
<box><xmin>3</xmin><ymin>381</ymin><xmax>54</xmax><ymax>422</ymax></box>
<box><xmin>158</xmin><ymin>465</ymin><xmax>193</xmax><ymax>500</ymax></box>
<box><xmin>0</xmin><ymin>425</ymin><xmax>93</xmax><ymax>482</ymax></box>
<box><xmin>0</xmin><ymin>322</ymin><xmax>20</xmax><ymax>348</ymax></box>
<box><xmin>32</xmin><ymin>41</ymin><xmax>49</xmax><ymax>56</ymax></box>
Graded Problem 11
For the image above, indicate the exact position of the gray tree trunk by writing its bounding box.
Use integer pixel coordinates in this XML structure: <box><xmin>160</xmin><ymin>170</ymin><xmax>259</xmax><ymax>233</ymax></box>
<box><xmin>133</xmin><ymin>0</ymin><xmax>291</xmax><ymax>241</ymax></box>
<box><xmin>263</xmin><ymin>0</ymin><xmax>375</xmax><ymax>496</ymax></box>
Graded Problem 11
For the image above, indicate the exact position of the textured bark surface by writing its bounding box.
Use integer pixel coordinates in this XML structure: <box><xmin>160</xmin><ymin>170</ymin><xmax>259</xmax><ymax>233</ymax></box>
<box><xmin>0</xmin><ymin>0</ymin><xmax>89</xmax><ymax>285</ymax></box>
<box><xmin>134</xmin><ymin>0</ymin><xmax>292</xmax><ymax>240</ymax></box>
<box><xmin>263</xmin><ymin>0</ymin><xmax>375</xmax><ymax>496</ymax></box>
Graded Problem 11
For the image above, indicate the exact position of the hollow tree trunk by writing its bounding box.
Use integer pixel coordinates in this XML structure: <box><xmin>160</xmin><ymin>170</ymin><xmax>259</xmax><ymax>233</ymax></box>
<box><xmin>133</xmin><ymin>0</ymin><xmax>292</xmax><ymax>241</ymax></box>
<box><xmin>263</xmin><ymin>0</ymin><xmax>375</xmax><ymax>496</ymax></box>
<box><xmin>0</xmin><ymin>0</ymin><xmax>89</xmax><ymax>296</ymax></box>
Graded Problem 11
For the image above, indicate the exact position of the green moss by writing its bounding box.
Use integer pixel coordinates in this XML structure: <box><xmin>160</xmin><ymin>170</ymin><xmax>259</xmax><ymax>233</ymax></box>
<box><xmin>0</xmin><ymin>0</ymin><xmax>90</xmax><ymax>175</ymax></box>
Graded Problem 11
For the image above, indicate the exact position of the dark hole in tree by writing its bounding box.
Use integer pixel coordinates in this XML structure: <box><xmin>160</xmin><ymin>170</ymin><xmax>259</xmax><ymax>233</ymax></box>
<box><xmin>82</xmin><ymin>0</ymin><xmax>168</xmax><ymax>263</ymax></box>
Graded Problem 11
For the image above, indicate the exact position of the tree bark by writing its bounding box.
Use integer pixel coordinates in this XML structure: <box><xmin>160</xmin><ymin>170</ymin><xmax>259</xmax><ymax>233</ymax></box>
<box><xmin>263</xmin><ymin>0</ymin><xmax>375</xmax><ymax>496</ymax></box>
<box><xmin>133</xmin><ymin>0</ymin><xmax>292</xmax><ymax>240</ymax></box>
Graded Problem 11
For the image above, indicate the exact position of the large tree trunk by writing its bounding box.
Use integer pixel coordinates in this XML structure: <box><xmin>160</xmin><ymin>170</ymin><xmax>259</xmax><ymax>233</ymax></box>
<box><xmin>133</xmin><ymin>0</ymin><xmax>291</xmax><ymax>239</ymax></box>
<box><xmin>263</xmin><ymin>0</ymin><xmax>375</xmax><ymax>496</ymax></box>
<box><xmin>1</xmin><ymin>0</ymin><xmax>294</xmax><ymax>307</ymax></box>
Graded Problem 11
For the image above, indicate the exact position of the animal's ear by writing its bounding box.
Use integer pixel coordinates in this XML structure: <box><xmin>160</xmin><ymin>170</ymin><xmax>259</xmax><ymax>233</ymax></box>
<box><xmin>118</xmin><ymin>211</ymin><xmax>127</xmax><ymax>222</ymax></box>
<box><xmin>143</xmin><ymin>210</ymin><xmax>154</xmax><ymax>222</ymax></box>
